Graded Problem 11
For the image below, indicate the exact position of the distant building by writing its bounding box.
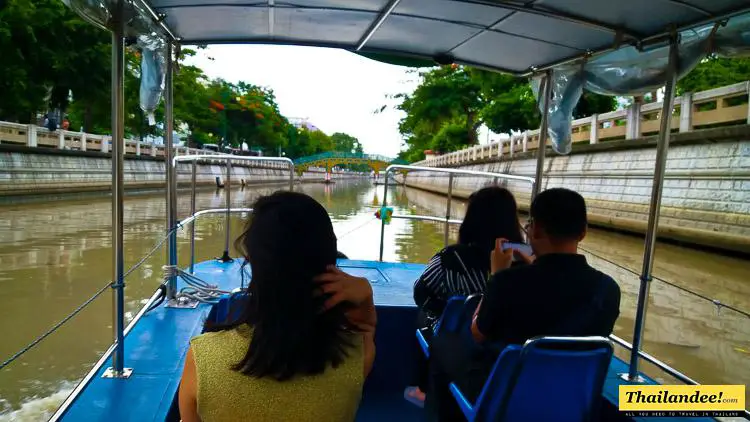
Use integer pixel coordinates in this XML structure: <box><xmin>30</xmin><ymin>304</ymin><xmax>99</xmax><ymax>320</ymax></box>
<box><xmin>288</xmin><ymin>117</ymin><xmax>320</xmax><ymax>132</ymax></box>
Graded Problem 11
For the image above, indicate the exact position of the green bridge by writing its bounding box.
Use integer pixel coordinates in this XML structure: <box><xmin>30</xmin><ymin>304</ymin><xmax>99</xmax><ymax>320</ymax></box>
<box><xmin>293</xmin><ymin>152</ymin><xmax>407</xmax><ymax>174</ymax></box>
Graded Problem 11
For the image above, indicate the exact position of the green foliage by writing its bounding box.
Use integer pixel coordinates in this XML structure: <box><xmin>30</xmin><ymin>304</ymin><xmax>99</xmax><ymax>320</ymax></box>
<box><xmin>330</xmin><ymin>132</ymin><xmax>363</xmax><ymax>154</ymax></box>
<box><xmin>393</xmin><ymin>65</ymin><xmax>620</xmax><ymax>159</ymax></box>
<box><xmin>677</xmin><ymin>56</ymin><xmax>750</xmax><ymax>94</ymax></box>
<box><xmin>0</xmin><ymin>0</ymin><xmax>361</xmax><ymax>158</ymax></box>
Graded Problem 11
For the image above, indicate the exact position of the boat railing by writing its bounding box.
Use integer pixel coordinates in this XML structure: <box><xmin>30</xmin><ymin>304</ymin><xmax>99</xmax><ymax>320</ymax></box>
<box><xmin>180</xmin><ymin>208</ymin><xmax>254</xmax><ymax>273</ymax></box>
<box><xmin>377</xmin><ymin>164</ymin><xmax>536</xmax><ymax>262</ymax></box>
<box><xmin>168</xmin><ymin>155</ymin><xmax>295</xmax><ymax>301</ymax></box>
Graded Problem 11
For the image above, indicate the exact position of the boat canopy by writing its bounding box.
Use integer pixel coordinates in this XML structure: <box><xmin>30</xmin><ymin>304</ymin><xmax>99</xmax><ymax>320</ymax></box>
<box><xmin>62</xmin><ymin>0</ymin><xmax>750</xmax><ymax>154</ymax></box>
<box><xmin>65</xmin><ymin>0</ymin><xmax>749</xmax><ymax>74</ymax></box>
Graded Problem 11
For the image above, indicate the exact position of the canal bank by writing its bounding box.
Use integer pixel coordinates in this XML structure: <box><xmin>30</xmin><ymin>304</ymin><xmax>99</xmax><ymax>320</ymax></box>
<box><xmin>0</xmin><ymin>144</ymin><xmax>367</xmax><ymax>198</ymax></box>
<box><xmin>403</xmin><ymin>126</ymin><xmax>750</xmax><ymax>254</ymax></box>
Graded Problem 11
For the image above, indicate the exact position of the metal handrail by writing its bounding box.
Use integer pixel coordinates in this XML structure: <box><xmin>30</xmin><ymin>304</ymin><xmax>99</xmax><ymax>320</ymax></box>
<box><xmin>378</xmin><ymin>164</ymin><xmax>535</xmax><ymax>261</ymax></box>
<box><xmin>392</xmin><ymin>214</ymin><xmax>463</xmax><ymax>225</ymax></box>
<box><xmin>180</xmin><ymin>208</ymin><xmax>254</xmax><ymax>273</ymax></box>
<box><xmin>168</xmin><ymin>155</ymin><xmax>295</xmax><ymax>300</ymax></box>
<box><xmin>611</xmin><ymin>334</ymin><xmax>750</xmax><ymax>418</ymax></box>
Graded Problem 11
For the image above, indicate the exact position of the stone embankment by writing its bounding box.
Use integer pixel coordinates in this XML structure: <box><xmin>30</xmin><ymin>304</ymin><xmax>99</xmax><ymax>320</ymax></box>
<box><xmin>403</xmin><ymin>126</ymin><xmax>750</xmax><ymax>254</ymax></box>
<box><xmin>0</xmin><ymin>144</ymin><xmax>366</xmax><ymax>198</ymax></box>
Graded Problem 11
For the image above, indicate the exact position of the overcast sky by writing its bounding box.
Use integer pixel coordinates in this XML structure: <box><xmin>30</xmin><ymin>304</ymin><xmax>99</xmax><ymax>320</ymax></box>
<box><xmin>186</xmin><ymin>45</ymin><xmax>422</xmax><ymax>157</ymax></box>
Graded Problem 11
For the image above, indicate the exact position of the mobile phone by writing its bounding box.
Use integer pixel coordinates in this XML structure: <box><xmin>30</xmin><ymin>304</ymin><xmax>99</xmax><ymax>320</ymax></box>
<box><xmin>501</xmin><ymin>242</ymin><xmax>533</xmax><ymax>257</ymax></box>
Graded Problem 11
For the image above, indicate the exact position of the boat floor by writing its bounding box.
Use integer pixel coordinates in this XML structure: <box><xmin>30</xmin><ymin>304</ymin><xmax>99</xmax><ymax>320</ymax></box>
<box><xmin>57</xmin><ymin>259</ymin><xmax>714</xmax><ymax>421</ymax></box>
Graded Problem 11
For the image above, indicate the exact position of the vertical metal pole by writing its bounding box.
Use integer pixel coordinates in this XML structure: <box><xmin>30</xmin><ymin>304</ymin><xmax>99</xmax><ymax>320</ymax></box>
<box><xmin>165</xmin><ymin>43</ymin><xmax>178</xmax><ymax>300</ymax></box>
<box><xmin>532</xmin><ymin>69</ymin><xmax>553</xmax><ymax>200</ymax></box>
<box><xmin>444</xmin><ymin>173</ymin><xmax>454</xmax><ymax>247</ymax></box>
<box><xmin>628</xmin><ymin>35</ymin><xmax>679</xmax><ymax>381</ymax></box>
<box><xmin>378</xmin><ymin>169</ymin><xmax>390</xmax><ymax>262</ymax></box>
<box><xmin>109</xmin><ymin>0</ymin><xmax>127</xmax><ymax>377</ymax></box>
<box><xmin>189</xmin><ymin>160</ymin><xmax>197</xmax><ymax>273</ymax></box>
<box><xmin>220</xmin><ymin>158</ymin><xmax>233</xmax><ymax>262</ymax></box>
<box><xmin>289</xmin><ymin>163</ymin><xmax>295</xmax><ymax>191</ymax></box>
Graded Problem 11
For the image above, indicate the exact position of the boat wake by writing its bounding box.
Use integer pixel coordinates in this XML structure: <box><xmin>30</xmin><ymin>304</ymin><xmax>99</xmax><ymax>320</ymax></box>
<box><xmin>0</xmin><ymin>383</ymin><xmax>73</xmax><ymax>422</ymax></box>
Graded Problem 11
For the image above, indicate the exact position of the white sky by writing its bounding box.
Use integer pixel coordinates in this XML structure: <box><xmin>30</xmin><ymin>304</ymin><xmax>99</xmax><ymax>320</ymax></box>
<box><xmin>186</xmin><ymin>45</ymin><xmax>421</xmax><ymax>157</ymax></box>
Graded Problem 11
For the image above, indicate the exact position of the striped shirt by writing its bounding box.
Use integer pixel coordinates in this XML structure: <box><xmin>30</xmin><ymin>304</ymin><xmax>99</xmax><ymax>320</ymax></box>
<box><xmin>413</xmin><ymin>244</ymin><xmax>491</xmax><ymax>319</ymax></box>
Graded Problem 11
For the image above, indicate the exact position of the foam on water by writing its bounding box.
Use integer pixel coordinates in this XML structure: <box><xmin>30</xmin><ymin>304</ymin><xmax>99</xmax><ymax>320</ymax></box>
<box><xmin>0</xmin><ymin>383</ymin><xmax>73</xmax><ymax>422</ymax></box>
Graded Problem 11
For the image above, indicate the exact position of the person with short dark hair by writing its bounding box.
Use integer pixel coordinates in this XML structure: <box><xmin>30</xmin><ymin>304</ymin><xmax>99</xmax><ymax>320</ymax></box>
<box><xmin>179</xmin><ymin>191</ymin><xmax>376</xmax><ymax>422</ymax></box>
<box><xmin>425</xmin><ymin>188</ymin><xmax>621</xmax><ymax>421</ymax></box>
<box><xmin>407</xmin><ymin>186</ymin><xmax>526</xmax><ymax>406</ymax></box>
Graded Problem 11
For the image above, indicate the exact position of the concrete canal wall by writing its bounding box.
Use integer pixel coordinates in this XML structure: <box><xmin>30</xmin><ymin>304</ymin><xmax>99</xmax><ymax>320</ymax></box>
<box><xmin>403</xmin><ymin>126</ymin><xmax>750</xmax><ymax>254</ymax></box>
<box><xmin>0</xmin><ymin>145</ymin><xmax>366</xmax><ymax>197</ymax></box>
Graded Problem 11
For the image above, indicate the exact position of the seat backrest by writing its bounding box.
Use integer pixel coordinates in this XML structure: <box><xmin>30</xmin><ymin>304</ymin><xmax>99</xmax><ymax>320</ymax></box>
<box><xmin>434</xmin><ymin>296</ymin><xmax>467</xmax><ymax>334</ymax></box>
<box><xmin>455</xmin><ymin>294</ymin><xmax>483</xmax><ymax>345</ymax></box>
<box><xmin>475</xmin><ymin>337</ymin><xmax>613</xmax><ymax>422</ymax></box>
<box><xmin>463</xmin><ymin>294</ymin><xmax>482</xmax><ymax>321</ymax></box>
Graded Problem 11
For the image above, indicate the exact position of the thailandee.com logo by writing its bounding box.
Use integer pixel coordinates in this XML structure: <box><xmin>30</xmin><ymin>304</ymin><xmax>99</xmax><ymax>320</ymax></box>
<box><xmin>619</xmin><ymin>385</ymin><xmax>746</xmax><ymax>417</ymax></box>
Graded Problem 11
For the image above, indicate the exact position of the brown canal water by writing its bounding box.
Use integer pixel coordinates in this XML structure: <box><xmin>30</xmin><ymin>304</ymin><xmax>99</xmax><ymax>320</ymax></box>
<box><xmin>0</xmin><ymin>180</ymin><xmax>748</xmax><ymax>420</ymax></box>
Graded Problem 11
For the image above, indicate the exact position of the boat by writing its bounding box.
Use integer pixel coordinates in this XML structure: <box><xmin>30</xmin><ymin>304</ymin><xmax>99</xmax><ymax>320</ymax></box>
<box><xmin>3</xmin><ymin>0</ymin><xmax>747</xmax><ymax>421</ymax></box>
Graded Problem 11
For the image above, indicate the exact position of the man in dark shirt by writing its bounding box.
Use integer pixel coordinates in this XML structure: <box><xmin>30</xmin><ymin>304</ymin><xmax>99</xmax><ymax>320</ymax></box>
<box><xmin>425</xmin><ymin>188</ymin><xmax>621</xmax><ymax>421</ymax></box>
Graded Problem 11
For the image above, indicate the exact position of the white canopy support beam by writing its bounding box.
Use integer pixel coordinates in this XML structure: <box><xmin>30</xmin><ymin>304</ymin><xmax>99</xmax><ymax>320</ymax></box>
<box><xmin>355</xmin><ymin>0</ymin><xmax>402</xmax><ymax>51</ymax></box>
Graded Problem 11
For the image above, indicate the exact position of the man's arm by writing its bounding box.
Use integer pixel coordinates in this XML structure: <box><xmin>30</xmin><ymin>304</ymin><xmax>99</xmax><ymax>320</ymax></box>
<box><xmin>472</xmin><ymin>239</ymin><xmax>515</xmax><ymax>343</ymax></box>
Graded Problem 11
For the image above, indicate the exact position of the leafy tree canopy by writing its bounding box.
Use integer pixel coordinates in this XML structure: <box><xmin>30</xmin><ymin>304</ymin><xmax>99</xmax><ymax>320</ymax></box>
<box><xmin>392</xmin><ymin>65</ymin><xmax>616</xmax><ymax>162</ymax></box>
<box><xmin>677</xmin><ymin>56</ymin><xmax>750</xmax><ymax>94</ymax></box>
<box><xmin>0</xmin><ymin>0</ymin><xmax>360</xmax><ymax>159</ymax></box>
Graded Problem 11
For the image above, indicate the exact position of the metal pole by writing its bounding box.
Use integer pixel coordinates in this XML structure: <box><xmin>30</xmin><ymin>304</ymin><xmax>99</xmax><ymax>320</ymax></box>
<box><xmin>289</xmin><ymin>163</ymin><xmax>295</xmax><ymax>191</ymax></box>
<box><xmin>220</xmin><ymin>158</ymin><xmax>233</xmax><ymax>262</ymax></box>
<box><xmin>627</xmin><ymin>34</ymin><xmax>679</xmax><ymax>382</ymax></box>
<box><xmin>444</xmin><ymin>173</ymin><xmax>454</xmax><ymax>247</ymax></box>
<box><xmin>165</xmin><ymin>43</ymin><xmax>178</xmax><ymax>300</ymax></box>
<box><xmin>107</xmin><ymin>0</ymin><xmax>128</xmax><ymax>378</ymax></box>
<box><xmin>189</xmin><ymin>160</ymin><xmax>197</xmax><ymax>273</ymax></box>
<box><xmin>378</xmin><ymin>169</ymin><xmax>390</xmax><ymax>262</ymax></box>
<box><xmin>532</xmin><ymin>69</ymin><xmax>553</xmax><ymax>200</ymax></box>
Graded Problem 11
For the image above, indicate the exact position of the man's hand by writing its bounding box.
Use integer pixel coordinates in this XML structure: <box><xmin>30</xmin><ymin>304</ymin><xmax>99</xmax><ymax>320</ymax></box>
<box><xmin>490</xmin><ymin>238</ymin><xmax>514</xmax><ymax>274</ymax></box>
<box><xmin>314</xmin><ymin>265</ymin><xmax>376</xmax><ymax>331</ymax></box>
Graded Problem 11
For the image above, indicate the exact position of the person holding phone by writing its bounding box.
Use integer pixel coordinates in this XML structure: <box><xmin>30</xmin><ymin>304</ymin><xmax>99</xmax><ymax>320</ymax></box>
<box><xmin>425</xmin><ymin>188</ymin><xmax>621</xmax><ymax>421</ymax></box>
<box><xmin>406</xmin><ymin>186</ymin><xmax>527</xmax><ymax>406</ymax></box>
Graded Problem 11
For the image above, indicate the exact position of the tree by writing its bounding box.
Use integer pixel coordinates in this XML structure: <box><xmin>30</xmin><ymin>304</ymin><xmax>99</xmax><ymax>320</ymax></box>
<box><xmin>330</xmin><ymin>132</ymin><xmax>363</xmax><ymax>154</ymax></box>
<box><xmin>677</xmin><ymin>57</ymin><xmax>750</xmax><ymax>94</ymax></box>
<box><xmin>1</xmin><ymin>0</ymin><xmax>370</xmax><ymax>159</ymax></box>
<box><xmin>392</xmin><ymin>65</ymin><xmax>617</xmax><ymax>161</ymax></box>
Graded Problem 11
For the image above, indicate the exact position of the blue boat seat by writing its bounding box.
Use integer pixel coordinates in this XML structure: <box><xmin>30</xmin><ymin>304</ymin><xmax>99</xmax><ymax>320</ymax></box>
<box><xmin>207</xmin><ymin>290</ymin><xmax>248</xmax><ymax>326</ymax></box>
<box><xmin>416</xmin><ymin>294</ymin><xmax>482</xmax><ymax>358</ymax></box>
<box><xmin>450</xmin><ymin>336</ymin><xmax>613</xmax><ymax>422</ymax></box>
<box><xmin>416</xmin><ymin>295</ymin><xmax>465</xmax><ymax>357</ymax></box>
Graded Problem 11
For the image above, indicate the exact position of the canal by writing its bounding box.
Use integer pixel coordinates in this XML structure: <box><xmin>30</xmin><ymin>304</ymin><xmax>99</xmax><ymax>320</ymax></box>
<box><xmin>0</xmin><ymin>180</ymin><xmax>748</xmax><ymax>420</ymax></box>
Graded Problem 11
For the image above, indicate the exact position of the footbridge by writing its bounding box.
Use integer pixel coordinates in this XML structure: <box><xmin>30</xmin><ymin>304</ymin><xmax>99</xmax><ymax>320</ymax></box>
<box><xmin>293</xmin><ymin>152</ymin><xmax>407</xmax><ymax>175</ymax></box>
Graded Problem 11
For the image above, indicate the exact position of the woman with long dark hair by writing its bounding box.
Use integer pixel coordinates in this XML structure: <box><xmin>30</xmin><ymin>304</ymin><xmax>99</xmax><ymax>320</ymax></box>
<box><xmin>179</xmin><ymin>191</ymin><xmax>376</xmax><ymax>422</ymax></box>
<box><xmin>406</xmin><ymin>185</ymin><xmax>524</xmax><ymax>405</ymax></box>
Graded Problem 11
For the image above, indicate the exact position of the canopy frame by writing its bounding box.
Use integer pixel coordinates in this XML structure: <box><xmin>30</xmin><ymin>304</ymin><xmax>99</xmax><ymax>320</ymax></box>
<box><xmin>132</xmin><ymin>0</ymin><xmax>750</xmax><ymax>76</ymax></box>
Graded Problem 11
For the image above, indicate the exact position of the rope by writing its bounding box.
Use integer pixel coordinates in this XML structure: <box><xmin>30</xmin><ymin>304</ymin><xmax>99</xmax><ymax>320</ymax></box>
<box><xmin>336</xmin><ymin>217</ymin><xmax>377</xmax><ymax>240</ymax></box>
<box><xmin>0</xmin><ymin>224</ymin><xmax>185</xmax><ymax>371</ymax></box>
<box><xmin>0</xmin><ymin>281</ymin><xmax>111</xmax><ymax>371</ymax></box>
<box><xmin>164</xmin><ymin>265</ymin><xmax>231</xmax><ymax>304</ymax></box>
<box><xmin>579</xmin><ymin>245</ymin><xmax>750</xmax><ymax>319</ymax></box>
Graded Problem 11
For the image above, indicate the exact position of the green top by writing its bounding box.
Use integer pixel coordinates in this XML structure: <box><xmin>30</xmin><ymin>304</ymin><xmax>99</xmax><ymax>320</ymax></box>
<box><xmin>190</xmin><ymin>324</ymin><xmax>364</xmax><ymax>422</ymax></box>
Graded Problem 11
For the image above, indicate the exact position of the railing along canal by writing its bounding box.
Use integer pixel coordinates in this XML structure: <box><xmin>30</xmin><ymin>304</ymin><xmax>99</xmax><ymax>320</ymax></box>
<box><xmin>415</xmin><ymin>80</ymin><xmax>750</xmax><ymax>167</ymax></box>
